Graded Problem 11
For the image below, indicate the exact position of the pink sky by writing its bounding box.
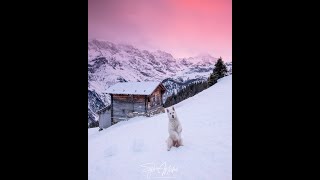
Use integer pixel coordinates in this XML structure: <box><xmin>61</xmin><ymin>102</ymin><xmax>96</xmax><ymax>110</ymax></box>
<box><xmin>89</xmin><ymin>0</ymin><xmax>232</xmax><ymax>61</ymax></box>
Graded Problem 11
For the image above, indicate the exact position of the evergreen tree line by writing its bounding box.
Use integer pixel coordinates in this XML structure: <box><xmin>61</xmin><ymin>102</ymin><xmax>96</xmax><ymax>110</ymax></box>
<box><xmin>164</xmin><ymin>57</ymin><xmax>228</xmax><ymax>107</ymax></box>
<box><xmin>164</xmin><ymin>80</ymin><xmax>208</xmax><ymax>107</ymax></box>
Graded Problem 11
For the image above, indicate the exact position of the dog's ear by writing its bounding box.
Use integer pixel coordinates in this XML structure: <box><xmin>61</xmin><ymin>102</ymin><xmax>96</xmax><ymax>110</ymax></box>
<box><xmin>172</xmin><ymin>106</ymin><xmax>175</xmax><ymax>111</ymax></box>
<box><xmin>166</xmin><ymin>109</ymin><xmax>169</xmax><ymax>113</ymax></box>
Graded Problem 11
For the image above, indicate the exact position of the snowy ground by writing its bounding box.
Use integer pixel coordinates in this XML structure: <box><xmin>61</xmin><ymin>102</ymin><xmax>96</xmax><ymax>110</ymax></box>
<box><xmin>88</xmin><ymin>75</ymin><xmax>232</xmax><ymax>180</ymax></box>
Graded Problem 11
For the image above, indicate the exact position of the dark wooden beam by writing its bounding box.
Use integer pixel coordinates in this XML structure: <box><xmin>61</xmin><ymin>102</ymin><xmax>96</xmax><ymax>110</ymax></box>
<box><xmin>145</xmin><ymin>95</ymin><xmax>147</xmax><ymax>113</ymax></box>
<box><xmin>132</xmin><ymin>95</ymin><xmax>134</xmax><ymax>112</ymax></box>
<box><xmin>111</xmin><ymin>94</ymin><xmax>113</xmax><ymax>124</ymax></box>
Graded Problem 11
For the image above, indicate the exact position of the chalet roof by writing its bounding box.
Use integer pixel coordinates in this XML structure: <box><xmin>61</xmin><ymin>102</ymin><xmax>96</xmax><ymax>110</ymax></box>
<box><xmin>105</xmin><ymin>82</ymin><xmax>165</xmax><ymax>95</ymax></box>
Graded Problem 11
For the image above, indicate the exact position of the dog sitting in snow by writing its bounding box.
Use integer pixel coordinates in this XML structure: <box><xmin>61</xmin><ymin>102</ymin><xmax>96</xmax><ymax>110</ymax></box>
<box><xmin>166</xmin><ymin>106</ymin><xmax>183</xmax><ymax>151</ymax></box>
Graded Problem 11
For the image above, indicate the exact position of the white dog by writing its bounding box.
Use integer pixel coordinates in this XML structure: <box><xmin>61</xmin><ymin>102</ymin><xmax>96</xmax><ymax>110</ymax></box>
<box><xmin>166</xmin><ymin>106</ymin><xmax>183</xmax><ymax>151</ymax></box>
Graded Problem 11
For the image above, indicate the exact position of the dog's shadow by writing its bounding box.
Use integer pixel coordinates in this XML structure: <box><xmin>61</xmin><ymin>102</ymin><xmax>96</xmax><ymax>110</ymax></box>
<box><xmin>173</xmin><ymin>141</ymin><xmax>182</xmax><ymax>148</ymax></box>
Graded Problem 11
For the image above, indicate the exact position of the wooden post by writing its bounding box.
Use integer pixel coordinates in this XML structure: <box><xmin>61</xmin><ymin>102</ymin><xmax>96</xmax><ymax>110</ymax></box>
<box><xmin>145</xmin><ymin>95</ymin><xmax>147</xmax><ymax>113</ymax></box>
<box><xmin>132</xmin><ymin>95</ymin><xmax>134</xmax><ymax>112</ymax></box>
<box><xmin>111</xmin><ymin>94</ymin><xmax>113</xmax><ymax>124</ymax></box>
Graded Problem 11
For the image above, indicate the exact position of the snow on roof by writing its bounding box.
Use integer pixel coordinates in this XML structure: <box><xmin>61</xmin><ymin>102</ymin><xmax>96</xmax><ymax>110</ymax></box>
<box><xmin>106</xmin><ymin>82</ymin><xmax>164</xmax><ymax>95</ymax></box>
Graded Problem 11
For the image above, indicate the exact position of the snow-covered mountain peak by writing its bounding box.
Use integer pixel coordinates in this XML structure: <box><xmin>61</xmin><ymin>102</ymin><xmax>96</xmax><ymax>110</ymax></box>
<box><xmin>179</xmin><ymin>53</ymin><xmax>217</xmax><ymax>66</ymax></box>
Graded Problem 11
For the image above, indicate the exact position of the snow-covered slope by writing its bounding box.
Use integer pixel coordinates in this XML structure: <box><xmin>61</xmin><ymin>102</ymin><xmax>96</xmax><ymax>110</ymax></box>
<box><xmin>88</xmin><ymin>75</ymin><xmax>232</xmax><ymax>180</ymax></box>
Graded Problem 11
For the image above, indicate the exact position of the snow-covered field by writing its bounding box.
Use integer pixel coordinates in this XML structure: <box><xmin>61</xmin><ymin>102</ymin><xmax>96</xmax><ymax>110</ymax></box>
<box><xmin>88</xmin><ymin>75</ymin><xmax>232</xmax><ymax>180</ymax></box>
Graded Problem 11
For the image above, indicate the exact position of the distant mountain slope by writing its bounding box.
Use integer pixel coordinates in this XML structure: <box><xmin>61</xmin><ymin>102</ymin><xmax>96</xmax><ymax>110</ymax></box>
<box><xmin>88</xmin><ymin>39</ymin><xmax>231</xmax><ymax>124</ymax></box>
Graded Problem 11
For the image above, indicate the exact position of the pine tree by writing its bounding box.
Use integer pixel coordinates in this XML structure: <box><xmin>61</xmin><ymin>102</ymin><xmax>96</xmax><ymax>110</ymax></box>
<box><xmin>213</xmin><ymin>57</ymin><xmax>228</xmax><ymax>79</ymax></box>
<box><xmin>208</xmin><ymin>73</ymin><xmax>218</xmax><ymax>87</ymax></box>
<box><xmin>207</xmin><ymin>57</ymin><xmax>227</xmax><ymax>87</ymax></box>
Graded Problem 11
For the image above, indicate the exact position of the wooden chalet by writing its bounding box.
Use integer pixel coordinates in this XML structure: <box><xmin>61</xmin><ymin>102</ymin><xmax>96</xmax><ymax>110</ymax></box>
<box><xmin>99</xmin><ymin>82</ymin><xmax>166</xmax><ymax>126</ymax></box>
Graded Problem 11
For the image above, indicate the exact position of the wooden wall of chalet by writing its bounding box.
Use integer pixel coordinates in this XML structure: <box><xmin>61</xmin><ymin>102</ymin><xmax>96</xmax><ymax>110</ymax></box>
<box><xmin>112</xmin><ymin>94</ymin><xmax>146</xmax><ymax>122</ymax></box>
<box><xmin>111</xmin><ymin>85</ymin><xmax>165</xmax><ymax>123</ymax></box>
<box><xmin>147</xmin><ymin>86</ymin><xmax>163</xmax><ymax>110</ymax></box>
